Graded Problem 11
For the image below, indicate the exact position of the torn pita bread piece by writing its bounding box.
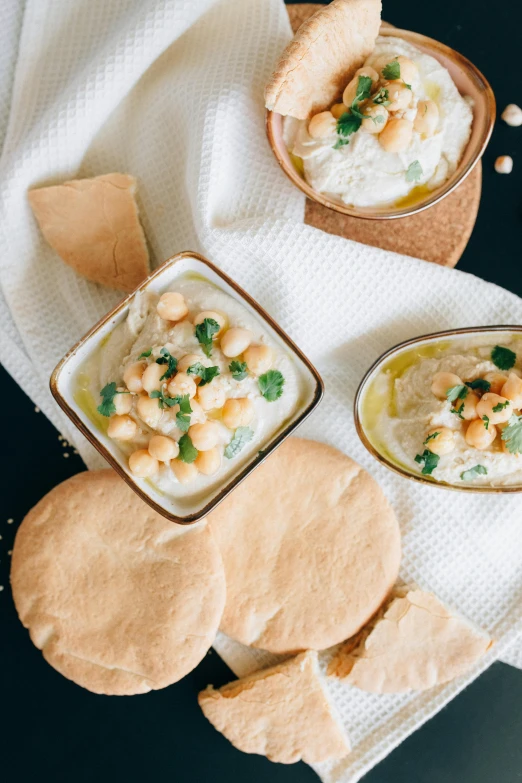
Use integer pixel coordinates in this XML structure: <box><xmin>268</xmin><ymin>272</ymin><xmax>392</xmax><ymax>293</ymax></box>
<box><xmin>199</xmin><ymin>651</ymin><xmax>350</xmax><ymax>764</ymax></box>
<box><xmin>265</xmin><ymin>0</ymin><xmax>382</xmax><ymax>119</ymax></box>
<box><xmin>328</xmin><ymin>586</ymin><xmax>493</xmax><ymax>693</ymax></box>
<box><xmin>10</xmin><ymin>470</ymin><xmax>226</xmax><ymax>695</ymax></box>
<box><xmin>28</xmin><ymin>172</ymin><xmax>149</xmax><ymax>292</ymax></box>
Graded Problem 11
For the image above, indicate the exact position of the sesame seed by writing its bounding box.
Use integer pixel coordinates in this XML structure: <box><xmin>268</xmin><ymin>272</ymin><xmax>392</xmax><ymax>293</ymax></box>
<box><xmin>0</xmin><ymin>586</ymin><xmax>4</xmax><ymax>592</ymax></box>
<box><xmin>63</xmin><ymin>453</ymin><xmax>69</xmax><ymax>458</ymax></box>
<box><xmin>8</xmin><ymin>550</ymin><xmax>12</xmax><ymax>555</ymax></box>
<box><xmin>34</xmin><ymin>406</ymin><xmax>40</xmax><ymax>413</ymax></box>
<box><xmin>7</xmin><ymin>519</ymin><xmax>13</xmax><ymax>524</ymax></box>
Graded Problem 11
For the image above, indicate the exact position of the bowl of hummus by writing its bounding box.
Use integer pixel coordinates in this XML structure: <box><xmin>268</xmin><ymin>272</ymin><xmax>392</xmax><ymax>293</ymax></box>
<box><xmin>51</xmin><ymin>252</ymin><xmax>324</xmax><ymax>523</ymax></box>
<box><xmin>266</xmin><ymin>26</ymin><xmax>494</xmax><ymax>219</ymax></box>
<box><xmin>355</xmin><ymin>327</ymin><xmax>522</xmax><ymax>491</ymax></box>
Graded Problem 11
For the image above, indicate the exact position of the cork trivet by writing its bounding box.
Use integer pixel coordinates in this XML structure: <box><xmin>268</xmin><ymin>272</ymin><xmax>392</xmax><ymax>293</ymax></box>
<box><xmin>285</xmin><ymin>4</ymin><xmax>481</xmax><ymax>267</ymax></box>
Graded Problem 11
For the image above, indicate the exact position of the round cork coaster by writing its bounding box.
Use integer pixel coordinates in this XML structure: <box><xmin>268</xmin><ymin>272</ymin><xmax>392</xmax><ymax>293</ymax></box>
<box><xmin>285</xmin><ymin>4</ymin><xmax>481</xmax><ymax>267</ymax></box>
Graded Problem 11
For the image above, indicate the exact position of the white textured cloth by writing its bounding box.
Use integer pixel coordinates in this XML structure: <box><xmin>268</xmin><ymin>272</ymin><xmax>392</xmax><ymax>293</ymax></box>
<box><xmin>0</xmin><ymin>0</ymin><xmax>521</xmax><ymax>780</ymax></box>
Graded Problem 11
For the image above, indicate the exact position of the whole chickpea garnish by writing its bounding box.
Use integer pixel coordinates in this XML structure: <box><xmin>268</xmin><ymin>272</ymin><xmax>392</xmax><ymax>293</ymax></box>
<box><xmin>157</xmin><ymin>292</ymin><xmax>188</xmax><ymax>322</ymax></box>
<box><xmin>308</xmin><ymin>111</ymin><xmax>337</xmax><ymax>139</ymax></box>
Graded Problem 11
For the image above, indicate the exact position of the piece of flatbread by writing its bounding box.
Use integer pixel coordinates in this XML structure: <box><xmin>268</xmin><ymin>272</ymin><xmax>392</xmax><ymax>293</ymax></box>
<box><xmin>328</xmin><ymin>587</ymin><xmax>493</xmax><ymax>692</ymax></box>
<box><xmin>208</xmin><ymin>437</ymin><xmax>401</xmax><ymax>654</ymax></box>
<box><xmin>265</xmin><ymin>0</ymin><xmax>382</xmax><ymax>119</ymax></box>
<box><xmin>199</xmin><ymin>650</ymin><xmax>350</xmax><ymax>764</ymax></box>
<box><xmin>28</xmin><ymin>173</ymin><xmax>149</xmax><ymax>292</ymax></box>
<box><xmin>10</xmin><ymin>470</ymin><xmax>226</xmax><ymax>695</ymax></box>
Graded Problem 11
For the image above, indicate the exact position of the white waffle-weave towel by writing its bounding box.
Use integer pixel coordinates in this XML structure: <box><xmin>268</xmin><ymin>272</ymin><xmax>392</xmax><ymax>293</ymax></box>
<box><xmin>0</xmin><ymin>1</ymin><xmax>521</xmax><ymax>780</ymax></box>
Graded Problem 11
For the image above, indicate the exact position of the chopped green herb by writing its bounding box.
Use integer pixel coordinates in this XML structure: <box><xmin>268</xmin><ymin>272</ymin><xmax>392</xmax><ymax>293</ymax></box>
<box><xmin>156</xmin><ymin>348</ymin><xmax>177</xmax><ymax>380</ymax></box>
<box><xmin>404</xmin><ymin>82</ymin><xmax>412</xmax><ymax>90</ymax></box>
<box><xmin>482</xmin><ymin>415</ymin><xmax>490</xmax><ymax>430</ymax></box>
<box><xmin>258</xmin><ymin>370</ymin><xmax>285</xmax><ymax>402</ymax></box>
<box><xmin>335</xmin><ymin>111</ymin><xmax>361</xmax><ymax>146</ymax></box>
<box><xmin>195</xmin><ymin>318</ymin><xmax>220</xmax><ymax>358</ymax></box>
<box><xmin>138</xmin><ymin>348</ymin><xmax>152</xmax><ymax>359</ymax></box>
<box><xmin>451</xmin><ymin>403</ymin><xmax>465</xmax><ymax>420</ymax></box>
<box><xmin>466</xmin><ymin>378</ymin><xmax>491</xmax><ymax>393</ymax></box>
<box><xmin>501</xmin><ymin>414</ymin><xmax>522</xmax><ymax>454</ymax></box>
<box><xmin>414</xmin><ymin>449</ymin><xmax>440</xmax><ymax>475</ymax></box>
<box><xmin>224</xmin><ymin>426</ymin><xmax>254</xmax><ymax>459</ymax></box>
<box><xmin>460</xmin><ymin>465</ymin><xmax>488</xmax><ymax>481</ymax></box>
<box><xmin>97</xmin><ymin>382</ymin><xmax>129</xmax><ymax>417</ymax></box>
<box><xmin>373</xmin><ymin>87</ymin><xmax>390</xmax><ymax>106</ymax></box>
<box><xmin>446</xmin><ymin>384</ymin><xmax>469</xmax><ymax>403</ymax></box>
<box><xmin>186</xmin><ymin>362</ymin><xmax>220</xmax><ymax>386</ymax></box>
<box><xmin>333</xmin><ymin>137</ymin><xmax>350</xmax><ymax>149</ymax></box>
<box><xmin>149</xmin><ymin>389</ymin><xmax>179</xmax><ymax>409</ymax></box>
<box><xmin>229</xmin><ymin>360</ymin><xmax>248</xmax><ymax>381</ymax></box>
<box><xmin>492</xmin><ymin>400</ymin><xmax>510</xmax><ymax>413</ymax></box>
<box><xmin>423</xmin><ymin>431</ymin><xmax>440</xmax><ymax>445</ymax></box>
<box><xmin>349</xmin><ymin>74</ymin><xmax>373</xmax><ymax>119</ymax></box>
<box><xmin>372</xmin><ymin>115</ymin><xmax>386</xmax><ymax>125</ymax></box>
<box><xmin>491</xmin><ymin>345</ymin><xmax>516</xmax><ymax>371</ymax></box>
<box><xmin>406</xmin><ymin>160</ymin><xmax>423</xmax><ymax>183</ymax></box>
<box><xmin>177</xmin><ymin>434</ymin><xmax>198</xmax><ymax>463</ymax></box>
<box><xmin>382</xmin><ymin>59</ymin><xmax>401</xmax><ymax>80</ymax></box>
<box><xmin>175</xmin><ymin>394</ymin><xmax>192</xmax><ymax>432</ymax></box>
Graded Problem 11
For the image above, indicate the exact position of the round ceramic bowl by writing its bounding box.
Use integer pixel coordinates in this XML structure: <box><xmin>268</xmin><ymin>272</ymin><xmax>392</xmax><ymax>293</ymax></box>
<box><xmin>266</xmin><ymin>26</ymin><xmax>495</xmax><ymax>220</ymax></box>
<box><xmin>354</xmin><ymin>326</ymin><xmax>522</xmax><ymax>493</ymax></box>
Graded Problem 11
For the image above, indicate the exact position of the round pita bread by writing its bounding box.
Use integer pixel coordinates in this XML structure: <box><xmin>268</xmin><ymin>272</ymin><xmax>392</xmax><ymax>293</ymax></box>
<box><xmin>199</xmin><ymin>651</ymin><xmax>350</xmax><ymax>764</ymax></box>
<box><xmin>11</xmin><ymin>470</ymin><xmax>226</xmax><ymax>695</ymax></box>
<box><xmin>265</xmin><ymin>0</ymin><xmax>382</xmax><ymax>119</ymax></box>
<box><xmin>328</xmin><ymin>587</ymin><xmax>493</xmax><ymax>692</ymax></box>
<box><xmin>208</xmin><ymin>438</ymin><xmax>401</xmax><ymax>653</ymax></box>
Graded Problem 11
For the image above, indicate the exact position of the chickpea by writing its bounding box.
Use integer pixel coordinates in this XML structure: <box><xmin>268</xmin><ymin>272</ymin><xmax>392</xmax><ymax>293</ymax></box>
<box><xmin>193</xmin><ymin>310</ymin><xmax>227</xmax><ymax>336</ymax></box>
<box><xmin>383</xmin><ymin>81</ymin><xmax>412</xmax><ymax>112</ymax></box>
<box><xmin>476</xmin><ymin>392</ymin><xmax>513</xmax><ymax>424</ymax></box>
<box><xmin>123</xmin><ymin>361</ymin><xmax>146</xmax><ymax>393</ymax></box>
<box><xmin>156</xmin><ymin>292</ymin><xmax>188</xmax><ymax>322</ymax></box>
<box><xmin>331</xmin><ymin>103</ymin><xmax>348</xmax><ymax>119</ymax></box>
<box><xmin>177</xmin><ymin>353</ymin><xmax>203</xmax><ymax>374</ymax></box>
<box><xmin>113</xmin><ymin>390</ymin><xmax>133</xmax><ymax>415</ymax></box>
<box><xmin>431</xmin><ymin>372</ymin><xmax>463</xmax><ymax>399</ymax></box>
<box><xmin>195</xmin><ymin>447</ymin><xmax>221</xmax><ymax>476</ymax></box>
<box><xmin>501</xmin><ymin>372</ymin><xmax>522</xmax><ymax>409</ymax></box>
<box><xmin>188</xmin><ymin>399</ymin><xmax>207</xmax><ymax>424</ymax></box>
<box><xmin>465</xmin><ymin>419</ymin><xmax>497</xmax><ymax>450</ymax></box>
<box><xmin>361</xmin><ymin>103</ymin><xmax>389</xmax><ymax>134</ymax></box>
<box><xmin>222</xmin><ymin>398</ymin><xmax>255</xmax><ymax>429</ymax></box>
<box><xmin>148</xmin><ymin>435</ymin><xmax>179</xmax><ymax>462</ymax></box>
<box><xmin>167</xmin><ymin>371</ymin><xmax>197</xmax><ymax>399</ymax></box>
<box><xmin>129</xmin><ymin>449</ymin><xmax>159</xmax><ymax>478</ymax></box>
<box><xmin>484</xmin><ymin>372</ymin><xmax>508</xmax><ymax>395</ymax></box>
<box><xmin>141</xmin><ymin>362</ymin><xmax>165</xmax><ymax>393</ymax></box>
<box><xmin>308</xmin><ymin>111</ymin><xmax>337</xmax><ymax>139</ymax></box>
<box><xmin>107</xmin><ymin>414</ymin><xmax>137</xmax><ymax>441</ymax></box>
<box><xmin>414</xmin><ymin>100</ymin><xmax>439</xmax><ymax>137</ymax></box>
<box><xmin>342</xmin><ymin>67</ymin><xmax>379</xmax><ymax>107</ymax></box>
<box><xmin>136</xmin><ymin>394</ymin><xmax>163</xmax><ymax>429</ymax></box>
<box><xmin>171</xmin><ymin>459</ymin><xmax>199</xmax><ymax>484</ymax></box>
<box><xmin>189</xmin><ymin>421</ymin><xmax>220</xmax><ymax>451</ymax></box>
<box><xmin>197</xmin><ymin>382</ymin><xmax>226</xmax><ymax>411</ymax></box>
<box><xmin>395</xmin><ymin>56</ymin><xmax>418</xmax><ymax>85</ymax></box>
<box><xmin>460</xmin><ymin>391</ymin><xmax>480</xmax><ymax>421</ymax></box>
<box><xmin>243</xmin><ymin>344</ymin><xmax>273</xmax><ymax>376</ymax></box>
<box><xmin>220</xmin><ymin>327</ymin><xmax>253</xmax><ymax>358</ymax></box>
<box><xmin>424</xmin><ymin>427</ymin><xmax>455</xmax><ymax>456</ymax></box>
<box><xmin>378</xmin><ymin>118</ymin><xmax>413</xmax><ymax>153</ymax></box>
<box><xmin>355</xmin><ymin>65</ymin><xmax>379</xmax><ymax>84</ymax></box>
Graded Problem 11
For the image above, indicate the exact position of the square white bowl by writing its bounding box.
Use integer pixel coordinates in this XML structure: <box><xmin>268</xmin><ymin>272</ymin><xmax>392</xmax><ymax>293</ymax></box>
<box><xmin>51</xmin><ymin>251</ymin><xmax>324</xmax><ymax>523</ymax></box>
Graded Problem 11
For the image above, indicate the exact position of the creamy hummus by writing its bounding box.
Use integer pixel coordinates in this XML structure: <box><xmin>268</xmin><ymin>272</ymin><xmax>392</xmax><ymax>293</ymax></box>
<box><xmin>77</xmin><ymin>276</ymin><xmax>302</xmax><ymax>498</ymax></box>
<box><xmin>283</xmin><ymin>36</ymin><xmax>473</xmax><ymax>208</ymax></box>
<box><xmin>362</xmin><ymin>333</ymin><xmax>522</xmax><ymax>487</ymax></box>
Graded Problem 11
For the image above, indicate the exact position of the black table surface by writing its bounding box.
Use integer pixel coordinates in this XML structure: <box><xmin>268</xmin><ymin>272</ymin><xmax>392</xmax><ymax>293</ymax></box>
<box><xmin>2</xmin><ymin>1</ymin><xmax>522</xmax><ymax>781</ymax></box>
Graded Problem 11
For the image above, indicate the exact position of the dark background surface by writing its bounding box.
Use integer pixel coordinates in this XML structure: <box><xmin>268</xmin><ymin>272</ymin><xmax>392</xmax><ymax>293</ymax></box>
<box><xmin>2</xmin><ymin>1</ymin><xmax>522</xmax><ymax>781</ymax></box>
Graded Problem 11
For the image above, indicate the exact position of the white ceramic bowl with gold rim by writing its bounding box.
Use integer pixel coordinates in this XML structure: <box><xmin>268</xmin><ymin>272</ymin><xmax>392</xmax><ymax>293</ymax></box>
<box><xmin>50</xmin><ymin>251</ymin><xmax>324</xmax><ymax>524</ymax></box>
<box><xmin>354</xmin><ymin>326</ymin><xmax>522</xmax><ymax>492</ymax></box>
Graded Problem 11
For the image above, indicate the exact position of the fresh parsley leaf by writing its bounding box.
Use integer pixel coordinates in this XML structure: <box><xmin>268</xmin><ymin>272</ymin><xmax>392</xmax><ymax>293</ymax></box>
<box><xmin>451</xmin><ymin>403</ymin><xmax>465</xmax><ymax>420</ymax></box>
<box><xmin>493</xmin><ymin>400</ymin><xmax>510</xmax><ymax>412</ymax></box>
<box><xmin>501</xmin><ymin>414</ymin><xmax>522</xmax><ymax>454</ymax></box>
<box><xmin>186</xmin><ymin>362</ymin><xmax>220</xmax><ymax>387</ymax></box>
<box><xmin>97</xmin><ymin>382</ymin><xmax>127</xmax><ymax>417</ymax></box>
<box><xmin>354</xmin><ymin>74</ymin><xmax>373</xmax><ymax>103</ymax></box>
<box><xmin>336</xmin><ymin>111</ymin><xmax>361</xmax><ymax>145</ymax></box>
<box><xmin>229</xmin><ymin>360</ymin><xmax>248</xmax><ymax>381</ymax></box>
<box><xmin>373</xmin><ymin>87</ymin><xmax>390</xmax><ymax>106</ymax></box>
<box><xmin>414</xmin><ymin>449</ymin><xmax>440</xmax><ymax>475</ymax></box>
<box><xmin>423</xmin><ymin>431</ymin><xmax>440</xmax><ymax>445</ymax></box>
<box><xmin>258</xmin><ymin>370</ymin><xmax>285</xmax><ymax>402</ymax></box>
<box><xmin>150</xmin><ymin>389</ymin><xmax>179</xmax><ymax>409</ymax></box>
<box><xmin>446</xmin><ymin>384</ymin><xmax>469</xmax><ymax>403</ymax></box>
<box><xmin>466</xmin><ymin>378</ymin><xmax>491</xmax><ymax>393</ymax></box>
<box><xmin>483</xmin><ymin>415</ymin><xmax>490</xmax><ymax>430</ymax></box>
<box><xmin>224</xmin><ymin>426</ymin><xmax>254</xmax><ymax>459</ymax></box>
<box><xmin>460</xmin><ymin>465</ymin><xmax>488</xmax><ymax>481</ymax></box>
<box><xmin>195</xmin><ymin>318</ymin><xmax>220</xmax><ymax>358</ymax></box>
<box><xmin>138</xmin><ymin>348</ymin><xmax>152</xmax><ymax>359</ymax></box>
<box><xmin>491</xmin><ymin>345</ymin><xmax>516</xmax><ymax>371</ymax></box>
<box><xmin>333</xmin><ymin>138</ymin><xmax>351</xmax><ymax>149</ymax></box>
<box><xmin>382</xmin><ymin>59</ymin><xmax>401</xmax><ymax>80</ymax></box>
<box><xmin>175</xmin><ymin>394</ymin><xmax>192</xmax><ymax>432</ymax></box>
<box><xmin>404</xmin><ymin>82</ymin><xmax>412</xmax><ymax>90</ymax></box>
<box><xmin>156</xmin><ymin>348</ymin><xmax>178</xmax><ymax>380</ymax></box>
<box><xmin>177</xmin><ymin>434</ymin><xmax>198</xmax><ymax>463</ymax></box>
<box><xmin>406</xmin><ymin>160</ymin><xmax>423</xmax><ymax>183</ymax></box>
